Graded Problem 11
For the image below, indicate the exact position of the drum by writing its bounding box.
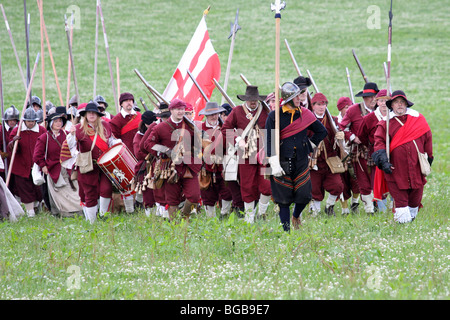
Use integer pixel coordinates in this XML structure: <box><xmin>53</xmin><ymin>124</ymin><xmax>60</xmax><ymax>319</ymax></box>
<box><xmin>97</xmin><ymin>143</ymin><xmax>137</xmax><ymax>196</ymax></box>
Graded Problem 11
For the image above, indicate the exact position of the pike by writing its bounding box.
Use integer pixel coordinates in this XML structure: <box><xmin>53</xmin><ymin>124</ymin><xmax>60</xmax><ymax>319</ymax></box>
<box><xmin>239</xmin><ymin>73</ymin><xmax>271</xmax><ymax>113</ymax></box>
<box><xmin>221</xmin><ymin>8</ymin><xmax>241</xmax><ymax>105</ymax></box>
<box><xmin>6</xmin><ymin>53</ymin><xmax>40</xmax><ymax>187</ymax></box>
<box><xmin>38</xmin><ymin>0</ymin><xmax>45</xmax><ymax>115</ymax></box>
<box><xmin>93</xmin><ymin>0</ymin><xmax>100</xmax><ymax>98</ymax></box>
<box><xmin>346</xmin><ymin>67</ymin><xmax>355</xmax><ymax>104</ymax></box>
<box><xmin>65</xmin><ymin>13</ymin><xmax>74</xmax><ymax>111</ymax></box>
<box><xmin>386</xmin><ymin>0</ymin><xmax>393</xmax><ymax>160</ymax></box>
<box><xmin>24</xmin><ymin>2</ymin><xmax>31</xmax><ymax>97</ymax></box>
<box><xmin>383</xmin><ymin>62</ymin><xmax>392</xmax><ymax>93</ymax></box>
<box><xmin>212</xmin><ymin>78</ymin><xmax>236</xmax><ymax>108</ymax></box>
<box><xmin>36</xmin><ymin>0</ymin><xmax>64</xmax><ymax>105</ymax></box>
<box><xmin>306</xmin><ymin>69</ymin><xmax>348</xmax><ymax>160</ymax></box>
<box><xmin>134</xmin><ymin>69</ymin><xmax>169</xmax><ymax>105</ymax></box>
<box><xmin>0</xmin><ymin>4</ymin><xmax>27</xmax><ymax>90</ymax></box>
<box><xmin>352</xmin><ymin>49</ymin><xmax>369</xmax><ymax>84</ymax></box>
<box><xmin>284</xmin><ymin>38</ymin><xmax>312</xmax><ymax>101</ymax></box>
<box><xmin>116</xmin><ymin>56</ymin><xmax>120</xmax><ymax>101</ymax></box>
<box><xmin>271</xmin><ymin>0</ymin><xmax>285</xmax><ymax>159</ymax></box>
<box><xmin>65</xmin><ymin>14</ymin><xmax>79</xmax><ymax>106</ymax></box>
<box><xmin>98</xmin><ymin>0</ymin><xmax>119</xmax><ymax>113</ymax></box>
<box><xmin>0</xmin><ymin>51</ymin><xmax>7</xmax><ymax>175</ymax></box>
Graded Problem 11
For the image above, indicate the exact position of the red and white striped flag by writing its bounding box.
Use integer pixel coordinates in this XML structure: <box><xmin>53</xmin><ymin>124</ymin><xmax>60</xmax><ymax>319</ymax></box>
<box><xmin>163</xmin><ymin>16</ymin><xmax>221</xmax><ymax>120</ymax></box>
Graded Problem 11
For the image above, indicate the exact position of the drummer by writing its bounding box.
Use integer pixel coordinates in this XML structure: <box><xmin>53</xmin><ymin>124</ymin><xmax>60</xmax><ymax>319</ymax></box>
<box><xmin>67</xmin><ymin>101</ymin><xmax>122</xmax><ymax>223</ymax></box>
<box><xmin>109</xmin><ymin>92</ymin><xmax>142</xmax><ymax>214</ymax></box>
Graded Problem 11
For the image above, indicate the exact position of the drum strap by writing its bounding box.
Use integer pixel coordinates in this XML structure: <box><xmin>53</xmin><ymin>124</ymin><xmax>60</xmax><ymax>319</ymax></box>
<box><xmin>89</xmin><ymin>132</ymin><xmax>108</xmax><ymax>152</ymax></box>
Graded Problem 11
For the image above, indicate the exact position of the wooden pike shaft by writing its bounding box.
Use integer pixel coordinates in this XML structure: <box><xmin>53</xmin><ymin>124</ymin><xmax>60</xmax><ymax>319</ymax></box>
<box><xmin>0</xmin><ymin>4</ymin><xmax>27</xmax><ymax>90</ymax></box>
<box><xmin>39</xmin><ymin>0</ymin><xmax>45</xmax><ymax>115</ymax></box>
<box><xmin>134</xmin><ymin>69</ymin><xmax>169</xmax><ymax>105</ymax></box>
<box><xmin>65</xmin><ymin>14</ymin><xmax>79</xmax><ymax>106</ymax></box>
<box><xmin>93</xmin><ymin>1</ymin><xmax>99</xmax><ymax>99</ymax></box>
<box><xmin>6</xmin><ymin>53</ymin><xmax>40</xmax><ymax>187</ymax></box>
<box><xmin>284</xmin><ymin>39</ymin><xmax>312</xmax><ymax>100</ymax></box>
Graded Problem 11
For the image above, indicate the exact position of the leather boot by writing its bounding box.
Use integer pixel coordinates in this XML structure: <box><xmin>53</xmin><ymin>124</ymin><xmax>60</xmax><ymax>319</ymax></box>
<box><xmin>181</xmin><ymin>200</ymin><xmax>196</xmax><ymax>221</ymax></box>
<box><xmin>325</xmin><ymin>205</ymin><xmax>336</xmax><ymax>217</ymax></box>
<box><xmin>168</xmin><ymin>205</ymin><xmax>178</xmax><ymax>222</ymax></box>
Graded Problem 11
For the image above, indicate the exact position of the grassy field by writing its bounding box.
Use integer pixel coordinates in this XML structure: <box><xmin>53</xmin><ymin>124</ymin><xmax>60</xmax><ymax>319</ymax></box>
<box><xmin>0</xmin><ymin>0</ymin><xmax>448</xmax><ymax>301</ymax></box>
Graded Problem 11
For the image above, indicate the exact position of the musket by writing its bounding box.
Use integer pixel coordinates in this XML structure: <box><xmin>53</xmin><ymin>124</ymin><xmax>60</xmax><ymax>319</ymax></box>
<box><xmin>352</xmin><ymin>49</ymin><xmax>369</xmax><ymax>84</ymax></box>
<box><xmin>134</xmin><ymin>69</ymin><xmax>169</xmax><ymax>105</ymax></box>
<box><xmin>284</xmin><ymin>38</ymin><xmax>312</xmax><ymax>101</ymax></box>
<box><xmin>386</xmin><ymin>0</ymin><xmax>393</xmax><ymax>160</ymax></box>
<box><xmin>139</xmin><ymin>97</ymin><xmax>149</xmax><ymax>111</ymax></box>
<box><xmin>221</xmin><ymin>8</ymin><xmax>241</xmax><ymax>105</ymax></box>
<box><xmin>144</xmin><ymin>91</ymin><xmax>159</xmax><ymax>108</ymax></box>
<box><xmin>346</xmin><ymin>67</ymin><xmax>355</xmax><ymax>104</ymax></box>
<box><xmin>98</xmin><ymin>0</ymin><xmax>118</xmax><ymax>113</ymax></box>
<box><xmin>187</xmin><ymin>69</ymin><xmax>209</xmax><ymax>102</ymax></box>
<box><xmin>36</xmin><ymin>0</ymin><xmax>63</xmax><ymax>105</ymax></box>
<box><xmin>65</xmin><ymin>13</ymin><xmax>79</xmax><ymax>106</ymax></box>
<box><xmin>6</xmin><ymin>53</ymin><xmax>40</xmax><ymax>187</ymax></box>
<box><xmin>212</xmin><ymin>78</ymin><xmax>236</xmax><ymax>108</ymax></box>
<box><xmin>239</xmin><ymin>73</ymin><xmax>271</xmax><ymax>113</ymax></box>
<box><xmin>24</xmin><ymin>2</ymin><xmax>30</xmax><ymax>97</ymax></box>
<box><xmin>0</xmin><ymin>51</ymin><xmax>7</xmax><ymax>175</ymax></box>
<box><xmin>307</xmin><ymin>69</ymin><xmax>348</xmax><ymax>160</ymax></box>
<box><xmin>0</xmin><ymin>4</ymin><xmax>27</xmax><ymax>91</ymax></box>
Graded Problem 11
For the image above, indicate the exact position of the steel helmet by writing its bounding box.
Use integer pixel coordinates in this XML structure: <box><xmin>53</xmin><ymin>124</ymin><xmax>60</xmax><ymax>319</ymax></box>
<box><xmin>23</xmin><ymin>108</ymin><xmax>40</xmax><ymax>121</ymax></box>
<box><xmin>94</xmin><ymin>95</ymin><xmax>108</xmax><ymax>108</ymax></box>
<box><xmin>280</xmin><ymin>82</ymin><xmax>301</xmax><ymax>106</ymax></box>
<box><xmin>3</xmin><ymin>105</ymin><xmax>20</xmax><ymax>121</ymax></box>
<box><xmin>29</xmin><ymin>95</ymin><xmax>42</xmax><ymax>108</ymax></box>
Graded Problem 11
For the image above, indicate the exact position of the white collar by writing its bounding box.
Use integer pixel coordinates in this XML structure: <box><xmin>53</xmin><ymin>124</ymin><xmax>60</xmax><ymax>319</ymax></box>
<box><xmin>244</xmin><ymin>102</ymin><xmax>259</xmax><ymax>113</ymax></box>
<box><xmin>120</xmin><ymin>108</ymin><xmax>136</xmax><ymax>118</ymax></box>
<box><xmin>170</xmin><ymin>115</ymin><xmax>183</xmax><ymax>124</ymax></box>
<box><xmin>314</xmin><ymin>112</ymin><xmax>325</xmax><ymax>119</ymax></box>
<box><xmin>390</xmin><ymin>108</ymin><xmax>419</xmax><ymax>119</ymax></box>
<box><xmin>374</xmin><ymin>108</ymin><xmax>387</xmax><ymax>121</ymax></box>
<box><xmin>337</xmin><ymin>113</ymin><xmax>343</xmax><ymax>123</ymax></box>
<box><xmin>205</xmin><ymin>119</ymin><xmax>218</xmax><ymax>129</ymax></box>
<box><xmin>21</xmin><ymin>122</ymin><xmax>39</xmax><ymax>133</ymax></box>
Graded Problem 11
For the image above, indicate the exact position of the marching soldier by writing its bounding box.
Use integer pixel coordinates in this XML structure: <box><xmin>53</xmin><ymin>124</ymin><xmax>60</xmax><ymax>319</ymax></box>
<box><xmin>373</xmin><ymin>90</ymin><xmax>433</xmax><ymax>223</ymax></box>
<box><xmin>110</xmin><ymin>92</ymin><xmax>142</xmax><ymax>213</ymax></box>
<box><xmin>265</xmin><ymin>82</ymin><xmax>327</xmax><ymax>231</ymax></box>
<box><xmin>308</xmin><ymin>93</ymin><xmax>344</xmax><ymax>216</ymax></box>
<box><xmin>336</xmin><ymin>97</ymin><xmax>360</xmax><ymax>214</ymax></box>
<box><xmin>0</xmin><ymin>106</ymin><xmax>20</xmax><ymax>182</ymax></box>
<box><xmin>94</xmin><ymin>95</ymin><xmax>113</xmax><ymax>120</ymax></box>
<box><xmin>339</xmin><ymin>82</ymin><xmax>379</xmax><ymax>215</ymax></box>
<box><xmin>8</xmin><ymin>108</ymin><xmax>47</xmax><ymax>217</ymax></box>
<box><xmin>146</xmin><ymin>99</ymin><xmax>202</xmax><ymax>222</ymax></box>
<box><xmin>221</xmin><ymin>85</ymin><xmax>272</xmax><ymax>223</ymax></box>
<box><xmin>198</xmin><ymin>102</ymin><xmax>233</xmax><ymax>218</ymax></box>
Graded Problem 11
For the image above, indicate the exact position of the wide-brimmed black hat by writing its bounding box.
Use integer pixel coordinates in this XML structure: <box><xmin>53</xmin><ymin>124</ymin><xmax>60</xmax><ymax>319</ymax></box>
<box><xmin>141</xmin><ymin>110</ymin><xmax>157</xmax><ymax>125</ymax></box>
<box><xmin>46</xmin><ymin>107</ymin><xmax>67</xmax><ymax>130</ymax></box>
<box><xmin>221</xmin><ymin>103</ymin><xmax>232</xmax><ymax>116</ymax></box>
<box><xmin>293</xmin><ymin>76</ymin><xmax>312</xmax><ymax>90</ymax></box>
<box><xmin>155</xmin><ymin>102</ymin><xmax>170</xmax><ymax>118</ymax></box>
<box><xmin>355</xmin><ymin>82</ymin><xmax>379</xmax><ymax>97</ymax></box>
<box><xmin>386</xmin><ymin>90</ymin><xmax>414</xmax><ymax>110</ymax></box>
<box><xmin>79</xmin><ymin>101</ymin><xmax>105</xmax><ymax>117</ymax></box>
<box><xmin>237</xmin><ymin>85</ymin><xmax>267</xmax><ymax>101</ymax></box>
<box><xmin>199</xmin><ymin>102</ymin><xmax>226</xmax><ymax>116</ymax></box>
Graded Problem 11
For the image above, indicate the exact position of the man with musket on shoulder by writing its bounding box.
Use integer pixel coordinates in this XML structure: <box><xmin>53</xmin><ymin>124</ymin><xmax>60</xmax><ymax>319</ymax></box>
<box><xmin>339</xmin><ymin>82</ymin><xmax>379</xmax><ymax>215</ymax></box>
<box><xmin>146</xmin><ymin>98</ymin><xmax>202</xmax><ymax>222</ymax></box>
<box><xmin>221</xmin><ymin>85</ymin><xmax>272</xmax><ymax>223</ymax></box>
<box><xmin>265</xmin><ymin>82</ymin><xmax>327</xmax><ymax>232</ymax></box>
<box><xmin>198</xmin><ymin>101</ymin><xmax>233</xmax><ymax>219</ymax></box>
<box><xmin>372</xmin><ymin>90</ymin><xmax>433</xmax><ymax>223</ymax></box>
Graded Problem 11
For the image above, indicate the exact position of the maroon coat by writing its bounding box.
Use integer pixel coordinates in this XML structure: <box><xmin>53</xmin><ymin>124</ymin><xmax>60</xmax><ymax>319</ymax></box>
<box><xmin>0</xmin><ymin>124</ymin><xmax>15</xmax><ymax>172</ymax></box>
<box><xmin>8</xmin><ymin>124</ymin><xmax>47</xmax><ymax>178</ymax></box>
<box><xmin>201</xmin><ymin>121</ymin><xmax>223</xmax><ymax>173</ymax></box>
<box><xmin>110</xmin><ymin>112</ymin><xmax>141</xmax><ymax>156</ymax></box>
<box><xmin>308</xmin><ymin>115</ymin><xmax>340</xmax><ymax>170</ymax></box>
<box><xmin>33</xmin><ymin>130</ymin><xmax>68</xmax><ymax>184</ymax></box>
<box><xmin>374</xmin><ymin>114</ymin><xmax>433</xmax><ymax>190</ymax></box>
<box><xmin>358</xmin><ymin>111</ymin><xmax>381</xmax><ymax>157</ymax></box>
<box><xmin>339</xmin><ymin>103</ymin><xmax>369</xmax><ymax>142</ymax></box>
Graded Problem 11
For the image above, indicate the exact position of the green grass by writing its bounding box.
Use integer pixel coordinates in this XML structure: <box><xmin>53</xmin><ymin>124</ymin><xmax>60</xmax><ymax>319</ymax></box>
<box><xmin>0</xmin><ymin>0</ymin><xmax>448</xmax><ymax>300</ymax></box>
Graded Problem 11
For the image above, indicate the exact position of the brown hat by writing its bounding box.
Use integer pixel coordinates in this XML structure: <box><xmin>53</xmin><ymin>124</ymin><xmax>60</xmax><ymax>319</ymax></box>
<box><xmin>119</xmin><ymin>92</ymin><xmax>135</xmax><ymax>105</ymax></box>
<box><xmin>237</xmin><ymin>85</ymin><xmax>267</xmax><ymax>101</ymax></box>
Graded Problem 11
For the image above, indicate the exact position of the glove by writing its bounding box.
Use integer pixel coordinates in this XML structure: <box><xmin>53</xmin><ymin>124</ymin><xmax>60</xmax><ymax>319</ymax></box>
<box><xmin>268</xmin><ymin>156</ymin><xmax>285</xmax><ymax>177</ymax></box>
<box><xmin>11</xmin><ymin>135</ymin><xmax>21</xmax><ymax>143</ymax></box>
<box><xmin>0</xmin><ymin>151</ymin><xmax>9</xmax><ymax>159</ymax></box>
<box><xmin>372</xmin><ymin>149</ymin><xmax>393</xmax><ymax>174</ymax></box>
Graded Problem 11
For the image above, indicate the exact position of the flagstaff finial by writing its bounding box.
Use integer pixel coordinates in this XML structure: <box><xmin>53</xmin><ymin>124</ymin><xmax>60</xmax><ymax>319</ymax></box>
<box><xmin>228</xmin><ymin>8</ymin><xmax>241</xmax><ymax>39</ymax></box>
<box><xmin>271</xmin><ymin>0</ymin><xmax>286</xmax><ymax>15</ymax></box>
<box><xmin>203</xmin><ymin>5</ymin><xmax>211</xmax><ymax>16</ymax></box>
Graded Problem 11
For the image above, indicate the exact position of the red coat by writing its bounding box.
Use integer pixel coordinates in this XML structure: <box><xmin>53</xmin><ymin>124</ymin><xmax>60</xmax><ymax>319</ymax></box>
<box><xmin>146</xmin><ymin>117</ymin><xmax>201</xmax><ymax>175</ymax></box>
<box><xmin>0</xmin><ymin>124</ymin><xmax>15</xmax><ymax>172</ymax></box>
<box><xmin>109</xmin><ymin>112</ymin><xmax>141</xmax><ymax>156</ymax></box>
<box><xmin>339</xmin><ymin>103</ymin><xmax>369</xmax><ymax>141</ymax></box>
<box><xmin>308</xmin><ymin>115</ymin><xmax>340</xmax><ymax>169</ymax></box>
<box><xmin>201</xmin><ymin>121</ymin><xmax>223</xmax><ymax>173</ymax></box>
<box><xmin>9</xmin><ymin>124</ymin><xmax>47</xmax><ymax>178</ymax></box>
<box><xmin>358</xmin><ymin>111</ymin><xmax>381</xmax><ymax>157</ymax></box>
<box><xmin>374</xmin><ymin>113</ymin><xmax>433</xmax><ymax>190</ymax></box>
<box><xmin>33</xmin><ymin>130</ymin><xmax>69</xmax><ymax>184</ymax></box>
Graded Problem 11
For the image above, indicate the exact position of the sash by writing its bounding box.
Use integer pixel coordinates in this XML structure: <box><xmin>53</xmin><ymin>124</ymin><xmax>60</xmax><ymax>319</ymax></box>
<box><xmin>280</xmin><ymin>107</ymin><xmax>317</xmax><ymax>140</ymax></box>
<box><xmin>89</xmin><ymin>133</ymin><xmax>109</xmax><ymax>152</ymax></box>
<box><xmin>373</xmin><ymin>113</ymin><xmax>430</xmax><ymax>201</ymax></box>
<box><xmin>121</xmin><ymin>113</ymin><xmax>141</xmax><ymax>135</ymax></box>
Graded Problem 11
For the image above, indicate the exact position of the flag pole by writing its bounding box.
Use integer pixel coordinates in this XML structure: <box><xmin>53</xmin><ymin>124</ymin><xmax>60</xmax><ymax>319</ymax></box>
<box><xmin>386</xmin><ymin>0</ymin><xmax>393</xmax><ymax>161</ymax></box>
<box><xmin>271</xmin><ymin>0</ymin><xmax>286</xmax><ymax>159</ymax></box>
